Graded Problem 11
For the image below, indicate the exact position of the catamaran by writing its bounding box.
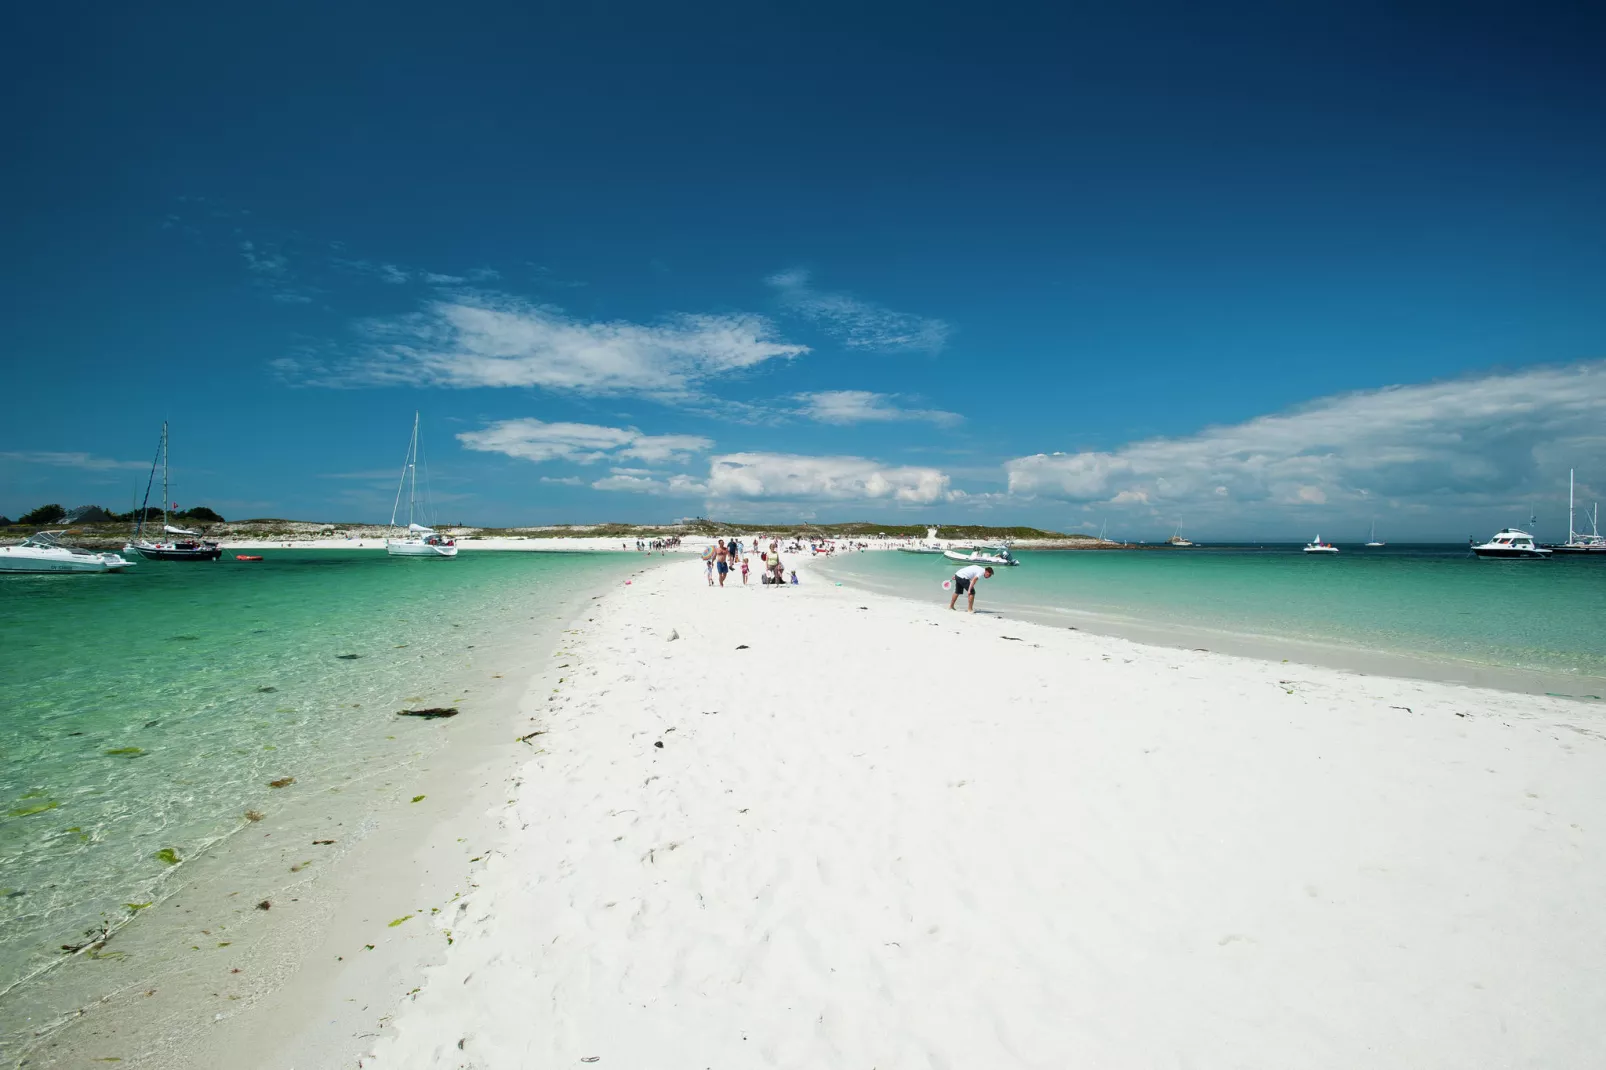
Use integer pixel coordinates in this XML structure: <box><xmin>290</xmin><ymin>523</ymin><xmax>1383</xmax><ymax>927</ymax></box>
<box><xmin>386</xmin><ymin>412</ymin><xmax>457</xmax><ymax>558</ymax></box>
<box><xmin>1543</xmin><ymin>469</ymin><xmax>1606</xmax><ymax>554</ymax></box>
<box><xmin>126</xmin><ymin>422</ymin><xmax>223</xmax><ymax>561</ymax></box>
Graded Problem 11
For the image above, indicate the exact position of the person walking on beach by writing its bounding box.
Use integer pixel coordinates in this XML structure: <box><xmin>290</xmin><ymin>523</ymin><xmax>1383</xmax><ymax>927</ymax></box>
<box><xmin>949</xmin><ymin>564</ymin><xmax>994</xmax><ymax>612</ymax></box>
<box><xmin>740</xmin><ymin>554</ymin><xmax>750</xmax><ymax>585</ymax></box>
<box><xmin>702</xmin><ymin>544</ymin><xmax>715</xmax><ymax>586</ymax></box>
<box><xmin>715</xmin><ymin>540</ymin><xmax>730</xmax><ymax>587</ymax></box>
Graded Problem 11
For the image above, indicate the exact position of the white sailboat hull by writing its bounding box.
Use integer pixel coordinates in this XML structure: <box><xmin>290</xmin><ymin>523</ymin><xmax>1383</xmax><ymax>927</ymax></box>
<box><xmin>386</xmin><ymin>539</ymin><xmax>458</xmax><ymax>558</ymax></box>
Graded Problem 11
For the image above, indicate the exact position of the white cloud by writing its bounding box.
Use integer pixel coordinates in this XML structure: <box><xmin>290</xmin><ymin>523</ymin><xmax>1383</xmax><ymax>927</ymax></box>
<box><xmin>590</xmin><ymin>471</ymin><xmax>707</xmax><ymax>495</ymax></box>
<box><xmin>0</xmin><ymin>451</ymin><xmax>148</xmax><ymax>471</ymax></box>
<box><xmin>539</xmin><ymin>475</ymin><xmax>584</xmax><ymax>486</ymax></box>
<box><xmin>299</xmin><ymin>293</ymin><xmax>808</xmax><ymax>399</ymax></box>
<box><xmin>580</xmin><ymin>450</ymin><xmax>954</xmax><ymax>504</ymax></box>
<box><xmin>767</xmin><ymin>269</ymin><xmax>949</xmax><ymax>352</ymax></box>
<box><xmin>423</xmin><ymin>272</ymin><xmax>466</xmax><ymax>285</ymax></box>
<box><xmin>795</xmin><ymin>389</ymin><xmax>961</xmax><ymax>427</ymax></box>
<box><xmin>239</xmin><ymin>241</ymin><xmax>288</xmax><ymax>277</ymax></box>
<box><xmin>1005</xmin><ymin>362</ymin><xmax>1606</xmax><ymax>522</ymax></box>
<box><xmin>707</xmin><ymin>452</ymin><xmax>950</xmax><ymax>504</ymax></box>
<box><xmin>456</xmin><ymin>418</ymin><xmax>714</xmax><ymax>466</ymax></box>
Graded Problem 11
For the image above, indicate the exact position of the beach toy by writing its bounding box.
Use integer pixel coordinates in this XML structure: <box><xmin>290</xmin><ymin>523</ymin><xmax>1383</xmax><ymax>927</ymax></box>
<box><xmin>625</xmin><ymin>580</ymin><xmax>632</xmax><ymax>585</ymax></box>
<box><xmin>941</xmin><ymin>579</ymin><xmax>953</xmax><ymax>590</ymax></box>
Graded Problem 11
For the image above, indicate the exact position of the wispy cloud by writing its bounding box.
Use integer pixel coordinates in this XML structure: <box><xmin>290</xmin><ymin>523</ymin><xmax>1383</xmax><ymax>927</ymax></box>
<box><xmin>1005</xmin><ymin>362</ymin><xmax>1606</xmax><ymax>524</ymax></box>
<box><xmin>0</xmin><ymin>451</ymin><xmax>148</xmax><ymax>471</ymax></box>
<box><xmin>767</xmin><ymin>269</ymin><xmax>949</xmax><ymax>352</ymax></box>
<box><xmin>285</xmin><ymin>293</ymin><xmax>808</xmax><ymax>399</ymax></box>
<box><xmin>539</xmin><ymin>475</ymin><xmax>584</xmax><ymax>486</ymax></box>
<box><xmin>589</xmin><ymin>452</ymin><xmax>953</xmax><ymax>505</ymax></box>
<box><xmin>794</xmin><ymin>390</ymin><xmax>962</xmax><ymax>427</ymax></box>
<box><xmin>457</xmin><ymin>418</ymin><xmax>714</xmax><ymax>465</ymax></box>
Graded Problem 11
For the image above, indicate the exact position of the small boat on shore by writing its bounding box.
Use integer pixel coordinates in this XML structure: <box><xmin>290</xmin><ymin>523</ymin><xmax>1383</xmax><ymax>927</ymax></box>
<box><xmin>387</xmin><ymin>412</ymin><xmax>458</xmax><ymax>559</ymax></box>
<box><xmin>1471</xmin><ymin>528</ymin><xmax>1552</xmax><ymax>559</ymax></box>
<box><xmin>126</xmin><ymin>423</ymin><xmax>223</xmax><ymax>561</ymax></box>
<box><xmin>0</xmin><ymin>531</ymin><xmax>133</xmax><ymax>573</ymax></box>
<box><xmin>1303</xmin><ymin>535</ymin><xmax>1339</xmax><ymax>554</ymax></box>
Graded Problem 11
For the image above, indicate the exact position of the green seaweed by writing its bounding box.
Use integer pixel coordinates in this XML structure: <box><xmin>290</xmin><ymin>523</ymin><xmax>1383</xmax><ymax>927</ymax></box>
<box><xmin>154</xmin><ymin>848</ymin><xmax>180</xmax><ymax>865</ymax></box>
<box><xmin>105</xmin><ymin>747</ymin><xmax>145</xmax><ymax>757</ymax></box>
<box><xmin>125</xmin><ymin>901</ymin><xmax>152</xmax><ymax>911</ymax></box>
<box><xmin>8</xmin><ymin>799</ymin><xmax>59</xmax><ymax>817</ymax></box>
<box><xmin>387</xmin><ymin>915</ymin><xmax>412</xmax><ymax>927</ymax></box>
<box><xmin>411</xmin><ymin>794</ymin><xmax>425</xmax><ymax>803</ymax></box>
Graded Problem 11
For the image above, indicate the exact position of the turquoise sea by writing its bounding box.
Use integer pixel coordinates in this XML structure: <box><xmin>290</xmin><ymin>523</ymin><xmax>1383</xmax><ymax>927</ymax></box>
<box><xmin>0</xmin><ymin>549</ymin><xmax>639</xmax><ymax>1038</ymax></box>
<box><xmin>820</xmin><ymin>544</ymin><xmax>1606</xmax><ymax>686</ymax></box>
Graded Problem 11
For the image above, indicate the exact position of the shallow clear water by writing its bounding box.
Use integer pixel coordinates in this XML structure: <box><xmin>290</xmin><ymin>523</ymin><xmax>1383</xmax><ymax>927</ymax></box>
<box><xmin>0</xmin><ymin>549</ymin><xmax>639</xmax><ymax>1005</ymax></box>
<box><xmin>820</xmin><ymin>545</ymin><xmax>1606</xmax><ymax>683</ymax></box>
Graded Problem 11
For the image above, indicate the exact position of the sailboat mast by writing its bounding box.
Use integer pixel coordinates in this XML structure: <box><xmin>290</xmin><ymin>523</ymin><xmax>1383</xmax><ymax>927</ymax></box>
<box><xmin>408</xmin><ymin>411</ymin><xmax>419</xmax><ymax>529</ymax></box>
<box><xmin>1569</xmin><ymin>469</ymin><xmax>1576</xmax><ymax>544</ymax></box>
<box><xmin>161</xmin><ymin>422</ymin><xmax>170</xmax><ymax>534</ymax></box>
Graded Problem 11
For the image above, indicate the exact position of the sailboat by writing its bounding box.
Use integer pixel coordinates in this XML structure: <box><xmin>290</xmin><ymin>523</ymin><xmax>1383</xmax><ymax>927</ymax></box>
<box><xmin>1543</xmin><ymin>469</ymin><xmax>1606</xmax><ymax>554</ymax></box>
<box><xmin>1166</xmin><ymin>523</ymin><xmax>1194</xmax><ymax>547</ymax></box>
<box><xmin>126</xmin><ymin>422</ymin><xmax>223</xmax><ymax>561</ymax></box>
<box><xmin>1365</xmin><ymin>520</ymin><xmax>1385</xmax><ymax>548</ymax></box>
<box><xmin>386</xmin><ymin>412</ymin><xmax>457</xmax><ymax>558</ymax></box>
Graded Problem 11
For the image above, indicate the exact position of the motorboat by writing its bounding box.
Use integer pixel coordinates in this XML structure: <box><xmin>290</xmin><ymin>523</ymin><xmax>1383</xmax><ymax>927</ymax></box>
<box><xmin>387</xmin><ymin>412</ymin><xmax>458</xmax><ymax>558</ymax></box>
<box><xmin>1543</xmin><ymin>469</ymin><xmax>1606</xmax><ymax>554</ymax></box>
<box><xmin>1471</xmin><ymin>529</ymin><xmax>1552</xmax><ymax>559</ymax></box>
<box><xmin>0</xmin><ymin>531</ymin><xmax>134</xmax><ymax>573</ymax></box>
<box><xmin>897</xmin><ymin>527</ymin><xmax>949</xmax><ymax>554</ymax></box>
<box><xmin>126</xmin><ymin>422</ymin><xmax>223</xmax><ymax>561</ymax></box>
<box><xmin>1303</xmin><ymin>535</ymin><xmax>1339</xmax><ymax>554</ymax></box>
<box><xmin>944</xmin><ymin>546</ymin><xmax>1019</xmax><ymax>567</ymax></box>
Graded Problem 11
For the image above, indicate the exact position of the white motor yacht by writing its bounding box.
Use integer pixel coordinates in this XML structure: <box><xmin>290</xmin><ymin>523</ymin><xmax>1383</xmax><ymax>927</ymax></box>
<box><xmin>1303</xmin><ymin>535</ymin><xmax>1339</xmax><ymax>554</ymax></box>
<box><xmin>1470</xmin><ymin>529</ymin><xmax>1552</xmax><ymax>559</ymax></box>
<box><xmin>0</xmin><ymin>531</ymin><xmax>134</xmax><ymax>573</ymax></box>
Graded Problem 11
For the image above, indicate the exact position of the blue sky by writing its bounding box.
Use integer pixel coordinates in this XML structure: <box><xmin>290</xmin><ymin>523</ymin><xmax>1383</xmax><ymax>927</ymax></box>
<box><xmin>3</xmin><ymin>2</ymin><xmax>1605</xmax><ymax>539</ymax></box>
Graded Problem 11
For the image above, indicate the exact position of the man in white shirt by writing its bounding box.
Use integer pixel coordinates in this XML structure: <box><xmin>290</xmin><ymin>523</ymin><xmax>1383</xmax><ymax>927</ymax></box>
<box><xmin>949</xmin><ymin>564</ymin><xmax>994</xmax><ymax>612</ymax></box>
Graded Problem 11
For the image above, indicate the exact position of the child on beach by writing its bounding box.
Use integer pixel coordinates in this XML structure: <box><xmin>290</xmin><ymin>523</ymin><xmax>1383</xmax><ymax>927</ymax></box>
<box><xmin>740</xmin><ymin>555</ymin><xmax>750</xmax><ymax>584</ymax></box>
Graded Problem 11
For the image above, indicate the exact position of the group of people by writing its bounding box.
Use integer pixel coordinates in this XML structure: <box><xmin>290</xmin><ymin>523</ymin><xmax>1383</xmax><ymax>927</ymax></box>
<box><xmin>702</xmin><ymin>537</ymin><xmax>797</xmax><ymax>588</ymax></box>
<box><xmin>627</xmin><ymin>536</ymin><xmax>681</xmax><ymax>553</ymax></box>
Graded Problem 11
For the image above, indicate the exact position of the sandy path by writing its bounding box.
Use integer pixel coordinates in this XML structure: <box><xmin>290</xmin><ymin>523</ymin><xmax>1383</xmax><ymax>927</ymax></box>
<box><xmin>361</xmin><ymin>556</ymin><xmax>1606</xmax><ymax>1069</ymax></box>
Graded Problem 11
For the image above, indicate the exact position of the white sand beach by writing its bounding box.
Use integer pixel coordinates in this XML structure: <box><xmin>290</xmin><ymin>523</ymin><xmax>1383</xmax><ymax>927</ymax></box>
<box><xmin>247</xmin><ymin>552</ymin><xmax>1606</xmax><ymax>1069</ymax></box>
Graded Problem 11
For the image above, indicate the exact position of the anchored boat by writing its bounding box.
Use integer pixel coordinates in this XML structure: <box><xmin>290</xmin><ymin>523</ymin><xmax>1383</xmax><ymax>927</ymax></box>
<box><xmin>0</xmin><ymin>531</ymin><xmax>133</xmax><ymax>574</ymax></box>
<box><xmin>1303</xmin><ymin>534</ymin><xmax>1339</xmax><ymax>554</ymax></box>
<box><xmin>126</xmin><ymin>422</ymin><xmax>223</xmax><ymax>561</ymax></box>
<box><xmin>1544</xmin><ymin>469</ymin><xmax>1606</xmax><ymax>554</ymax></box>
<box><xmin>386</xmin><ymin>412</ymin><xmax>457</xmax><ymax>558</ymax></box>
<box><xmin>1471</xmin><ymin>528</ymin><xmax>1552</xmax><ymax>559</ymax></box>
